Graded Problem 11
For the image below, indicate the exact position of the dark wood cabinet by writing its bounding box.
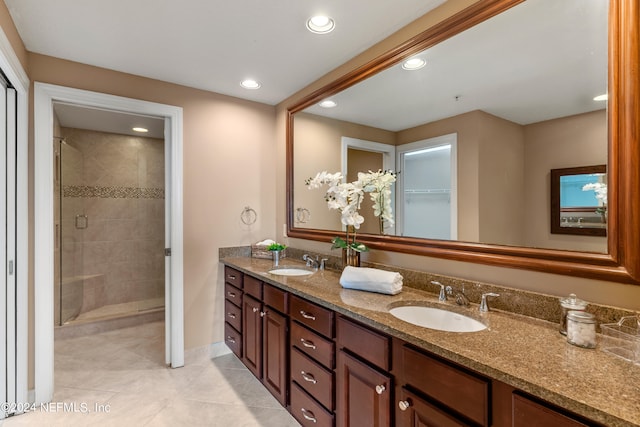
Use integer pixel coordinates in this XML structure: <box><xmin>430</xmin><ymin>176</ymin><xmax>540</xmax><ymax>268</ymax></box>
<box><xmin>224</xmin><ymin>267</ymin><xmax>606</xmax><ymax>427</ymax></box>
<box><xmin>290</xmin><ymin>294</ymin><xmax>334</xmax><ymax>338</ymax></box>
<box><xmin>336</xmin><ymin>316</ymin><xmax>392</xmax><ymax>427</ymax></box>
<box><xmin>336</xmin><ymin>349</ymin><xmax>391</xmax><ymax>427</ymax></box>
<box><xmin>224</xmin><ymin>321</ymin><xmax>242</xmax><ymax>357</ymax></box>
<box><xmin>241</xmin><ymin>281</ymin><xmax>288</xmax><ymax>406</ymax></box>
<box><xmin>395</xmin><ymin>342</ymin><xmax>489</xmax><ymax>426</ymax></box>
<box><xmin>223</xmin><ymin>267</ymin><xmax>243</xmax><ymax>358</ymax></box>
<box><xmin>291</xmin><ymin>382</ymin><xmax>335</xmax><ymax>427</ymax></box>
<box><xmin>291</xmin><ymin>347</ymin><xmax>334</xmax><ymax>411</ymax></box>
<box><xmin>397</xmin><ymin>387</ymin><xmax>468</xmax><ymax>427</ymax></box>
<box><xmin>224</xmin><ymin>266</ymin><xmax>243</xmax><ymax>289</ymax></box>
<box><xmin>262</xmin><ymin>307</ymin><xmax>288</xmax><ymax>405</ymax></box>
<box><xmin>242</xmin><ymin>294</ymin><xmax>262</xmax><ymax>378</ymax></box>
<box><xmin>512</xmin><ymin>393</ymin><xmax>593</xmax><ymax>427</ymax></box>
<box><xmin>289</xmin><ymin>296</ymin><xmax>336</xmax><ymax>425</ymax></box>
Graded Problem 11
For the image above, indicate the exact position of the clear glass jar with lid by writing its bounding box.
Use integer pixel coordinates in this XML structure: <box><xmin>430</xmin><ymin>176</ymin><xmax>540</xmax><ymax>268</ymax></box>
<box><xmin>559</xmin><ymin>293</ymin><xmax>587</xmax><ymax>335</ymax></box>
<box><xmin>566</xmin><ymin>311</ymin><xmax>597</xmax><ymax>349</ymax></box>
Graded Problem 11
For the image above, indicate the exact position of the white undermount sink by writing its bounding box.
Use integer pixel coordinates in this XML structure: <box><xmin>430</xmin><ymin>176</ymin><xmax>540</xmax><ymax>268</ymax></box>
<box><xmin>267</xmin><ymin>267</ymin><xmax>315</xmax><ymax>276</ymax></box>
<box><xmin>389</xmin><ymin>306</ymin><xmax>486</xmax><ymax>333</ymax></box>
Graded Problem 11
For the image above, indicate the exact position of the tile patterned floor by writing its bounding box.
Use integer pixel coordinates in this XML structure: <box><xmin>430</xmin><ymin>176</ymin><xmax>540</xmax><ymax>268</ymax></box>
<box><xmin>2</xmin><ymin>321</ymin><xmax>300</xmax><ymax>426</ymax></box>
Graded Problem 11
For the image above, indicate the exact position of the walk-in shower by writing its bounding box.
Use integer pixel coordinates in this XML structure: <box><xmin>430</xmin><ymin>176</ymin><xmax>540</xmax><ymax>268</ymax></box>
<box><xmin>53</xmin><ymin>125</ymin><xmax>166</xmax><ymax>329</ymax></box>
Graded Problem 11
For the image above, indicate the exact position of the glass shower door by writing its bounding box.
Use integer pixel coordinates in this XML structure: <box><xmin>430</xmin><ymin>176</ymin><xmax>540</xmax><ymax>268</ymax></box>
<box><xmin>58</xmin><ymin>141</ymin><xmax>85</xmax><ymax>325</ymax></box>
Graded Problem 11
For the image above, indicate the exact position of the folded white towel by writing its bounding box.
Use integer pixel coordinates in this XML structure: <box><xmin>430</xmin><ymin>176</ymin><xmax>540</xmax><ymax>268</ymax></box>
<box><xmin>339</xmin><ymin>266</ymin><xmax>403</xmax><ymax>295</ymax></box>
<box><xmin>255</xmin><ymin>239</ymin><xmax>276</xmax><ymax>246</ymax></box>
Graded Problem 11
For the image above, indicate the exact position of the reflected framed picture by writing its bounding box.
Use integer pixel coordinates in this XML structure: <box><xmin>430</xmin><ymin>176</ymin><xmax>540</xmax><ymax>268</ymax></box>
<box><xmin>550</xmin><ymin>165</ymin><xmax>607</xmax><ymax>236</ymax></box>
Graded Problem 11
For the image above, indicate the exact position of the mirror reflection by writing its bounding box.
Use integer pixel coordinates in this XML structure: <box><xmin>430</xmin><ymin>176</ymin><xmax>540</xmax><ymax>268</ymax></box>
<box><xmin>292</xmin><ymin>0</ymin><xmax>608</xmax><ymax>253</ymax></box>
<box><xmin>550</xmin><ymin>165</ymin><xmax>607</xmax><ymax>237</ymax></box>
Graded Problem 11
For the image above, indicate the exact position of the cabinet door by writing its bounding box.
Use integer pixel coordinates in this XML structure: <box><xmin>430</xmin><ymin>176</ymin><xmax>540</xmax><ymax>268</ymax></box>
<box><xmin>513</xmin><ymin>394</ymin><xmax>590</xmax><ymax>427</ymax></box>
<box><xmin>262</xmin><ymin>308</ymin><xmax>288</xmax><ymax>406</ymax></box>
<box><xmin>336</xmin><ymin>350</ymin><xmax>391</xmax><ymax>427</ymax></box>
<box><xmin>397</xmin><ymin>387</ymin><xmax>469</xmax><ymax>427</ymax></box>
<box><xmin>242</xmin><ymin>294</ymin><xmax>262</xmax><ymax>378</ymax></box>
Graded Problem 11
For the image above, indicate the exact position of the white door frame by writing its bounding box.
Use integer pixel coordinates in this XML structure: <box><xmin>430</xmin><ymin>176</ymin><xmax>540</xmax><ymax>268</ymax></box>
<box><xmin>34</xmin><ymin>83</ymin><xmax>184</xmax><ymax>404</ymax></box>
<box><xmin>0</xmin><ymin>26</ymin><xmax>29</xmax><ymax>416</ymax></box>
<box><xmin>341</xmin><ymin>137</ymin><xmax>397</xmax><ymax>234</ymax></box>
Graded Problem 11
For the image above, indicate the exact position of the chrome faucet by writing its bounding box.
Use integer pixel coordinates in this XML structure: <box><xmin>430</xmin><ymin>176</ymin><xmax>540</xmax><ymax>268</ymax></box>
<box><xmin>302</xmin><ymin>254</ymin><xmax>328</xmax><ymax>270</ymax></box>
<box><xmin>454</xmin><ymin>285</ymin><xmax>470</xmax><ymax>307</ymax></box>
<box><xmin>480</xmin><ymin>292</ymin><xmax>500</xmax><ymax>312</ymax></box>
<box><xmin>432</xmin><ymin>281</ymin><xmax>451</xmax><ymax>301</ymax></box>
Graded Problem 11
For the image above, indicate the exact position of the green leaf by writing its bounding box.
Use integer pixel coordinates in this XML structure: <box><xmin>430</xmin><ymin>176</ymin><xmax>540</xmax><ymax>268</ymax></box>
<box><xmin>266</xmin><ymin>243</ymin><xmax>286</xmax><ymax>251</ymax></box>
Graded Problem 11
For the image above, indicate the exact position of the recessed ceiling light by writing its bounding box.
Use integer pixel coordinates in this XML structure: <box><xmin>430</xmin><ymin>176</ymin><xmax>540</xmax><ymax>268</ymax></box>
<box><xmin>240</xmin><ymin>79</ymin><xmax>261</xmax><ymax>89</ymax></box>
<box><xmin>593</xmin><ymin>94</ymin><xmax>608</xmax><ymax>101</ymax></box>
<box><xmin>307</xmin><ymin>15</ymin><xmax>335</xmax><ymax>34</ymax></box>
<box><xmin>318</xmin><ymin>100</ymin><xmax>337</xmax><ymax>108</ymax></box>
<box><xmin>402</xmin><ymin>57</ymin><xmax>426</xmax><ymax>71</ymax></box>
<box><xmin>132</xmin><ymin>127</ymin><xmax>148</xmax><ymax>133</ymax></box>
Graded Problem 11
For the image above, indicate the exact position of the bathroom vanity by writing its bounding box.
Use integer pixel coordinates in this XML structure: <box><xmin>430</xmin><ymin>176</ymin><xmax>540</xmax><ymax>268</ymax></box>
<box><xmin>222</xmin><ymin>257</ymin><xmax>640</xmax><ymax>427</ymax></box>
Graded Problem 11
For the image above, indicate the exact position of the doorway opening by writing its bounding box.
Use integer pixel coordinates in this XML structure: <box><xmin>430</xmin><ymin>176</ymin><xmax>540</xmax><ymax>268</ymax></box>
<box><xmin>396</xmin><ymin>133</ymin><xmax>458</xmax><ymax>239</ymax></box>
<box><xmin>52</xmin><ymin>103</ymin><xmax>166</xmax><ymax>332</ymax></box>
<box><xmin>34</xmin><ymin>83</ymin><xmax>184</xmax><ymax>404</ymax></box>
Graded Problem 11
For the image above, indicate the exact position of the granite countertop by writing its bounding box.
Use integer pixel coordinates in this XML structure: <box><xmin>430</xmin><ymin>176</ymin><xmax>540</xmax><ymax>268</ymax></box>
<box><xmin>222</xmin><ymin>257</ymin><xmax>640</xmax><ymax>427</ymax></box>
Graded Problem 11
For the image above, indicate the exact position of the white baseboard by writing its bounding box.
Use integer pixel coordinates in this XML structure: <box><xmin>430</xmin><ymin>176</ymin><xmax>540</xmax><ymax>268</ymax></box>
<box><xmin>209</xmin><ymin>341</ymin><xmax>232</xmax><ymax>359</ymax></box>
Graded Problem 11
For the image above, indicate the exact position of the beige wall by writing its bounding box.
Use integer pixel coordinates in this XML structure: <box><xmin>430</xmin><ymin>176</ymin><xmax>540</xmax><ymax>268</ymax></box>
<box><xmin>477</xmin><ymin>112</ymin><xmax>525</xmax><ymax>246</ymax></box>
<box><xmin>398</xmin><ymin>110</ymin><xmax>525</xmax><ymax>245</ymax></box>
<box><xmin>0</xmin><ymin>0</ymin><xmax>28</xmax><ymax>72</ymax></box>
<box><xmin>296</xmin><ymin>107</ymin><xmax>607</xmax><ymax>250</ymax></box>
<box><xmin>293</xmin><ymin>112</ymin><xmax>395</xmax><ymax>231</ymax></box>
<box><xmin>276</xmin><ymin>0</ymin><xmax>640</xmax><ymax>311</ymax></box>
<box><xmin>523</xmin><ymin>110</ymin><xmax>607</xmax><ymax>252</ymax></box>
<box><xmin>28</xmin><ymin>53</ymin><xmax>278</xmax><ymax>353</ymax></box>
<box><xmin>347</xmin><ymin>149</ymin><xmax>383</xmax><ymax>235</ymax></box>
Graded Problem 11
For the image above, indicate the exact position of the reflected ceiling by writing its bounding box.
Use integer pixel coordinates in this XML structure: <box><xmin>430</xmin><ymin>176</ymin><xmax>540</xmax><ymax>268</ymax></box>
<box><xmin>303</xmin><ymin>0</ymin><xmax>608</xmax><ymax>131</ymax></box>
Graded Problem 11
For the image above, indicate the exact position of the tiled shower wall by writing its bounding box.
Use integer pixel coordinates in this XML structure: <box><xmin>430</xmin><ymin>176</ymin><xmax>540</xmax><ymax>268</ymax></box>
<box><xmin>61</xmin><ymin>127</ymin><xmax>165</xmax><ymax>310</ymax></box>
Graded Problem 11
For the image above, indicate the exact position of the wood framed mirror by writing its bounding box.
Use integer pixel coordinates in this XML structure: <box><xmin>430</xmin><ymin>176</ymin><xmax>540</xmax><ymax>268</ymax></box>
<box><xmin>286</xmin><ymin>0</ymin><xmax>640</xmax><ymax>285</ymax></box>
<box><xmin>550</xmin><ymin>165</ymin><xmax>607</xmax><ymax>237</ymax></box>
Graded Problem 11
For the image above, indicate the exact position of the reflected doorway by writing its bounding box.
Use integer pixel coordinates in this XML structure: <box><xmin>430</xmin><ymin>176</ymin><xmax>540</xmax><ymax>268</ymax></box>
<box><xmin>396</xmin><ymin>134</ymin><xmax>457</xmax><ymax>239</ymax></box>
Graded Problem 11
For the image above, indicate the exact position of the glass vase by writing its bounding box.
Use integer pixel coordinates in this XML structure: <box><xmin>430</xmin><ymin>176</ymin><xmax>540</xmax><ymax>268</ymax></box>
<box><xmin>342</xmin><ymin>248</ymin><xmax>361</xmax><ymax>268</ymax></box>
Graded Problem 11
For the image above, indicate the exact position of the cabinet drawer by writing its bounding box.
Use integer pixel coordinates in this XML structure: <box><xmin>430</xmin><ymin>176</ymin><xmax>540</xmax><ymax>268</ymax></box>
<box><xmin>224</xmin><ymin>322</ymin><xmax>242</xmax><ymax>358</ymax></box>
<box><xmin>224</xmin><ymin>299</ymin><xmax>242</xmax><ymax>331</ymax></box>
<box><xmin>224</xmin><ymin>283</ymin><xmax>243</xmax><ymax>307</ymax></box>
<box><xmin>397</xmin><ymin>387</ymin><xmax>468</xmax><ymax>427</ymax></box>
<box><xmin>244</xmin><ymin>275</ymin><xmax>262</xmax><ymax>299</ymax></box>
<box><xmin>290</xmin><ymin>295</ymin><xmax>334</xmax><ymax>338</ymax></box>
<box><xmin>291</xmin><ymin>382</ymin><xmax>335</xmax><ymax>427</ymax></box>
<box><xmin>337</xmin><ymin>316</ymin><xmax>390</xmax><ymax>371</ymax></box>
<box><xmin>264</xmin><ymin>284</ymin><xmax>287</xmax><ymax>313</ymax></box>
<box><xmin>291</xmin><ymin>321</ymin><xmax>335</xmax><ymax>369</ymax></box>
<box><xmin>512</xmin><ymin>393</ymin><xmax>590</xmax><ymax>427</ymax></box>
<box><xmin>224</xmin><ymin>266</ymin><xmax>243</xmax><ymax>288</ymax></box>
<box><xmin>400</xmin><ymin>345</ymin><xmax>489</xmax><ymax>427</ymax></box>
<box><xmin>291</xmin><ymin>348</ymin><xmax>334</xmax><ymax>411</ymax></box>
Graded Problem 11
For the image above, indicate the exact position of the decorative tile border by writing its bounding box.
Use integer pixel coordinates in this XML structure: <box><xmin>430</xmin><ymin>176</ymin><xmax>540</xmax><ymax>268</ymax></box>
<box><xmin>63</xmin><ymin>185</ymin><xmax>164</xmax><ymax>199</ymax></box>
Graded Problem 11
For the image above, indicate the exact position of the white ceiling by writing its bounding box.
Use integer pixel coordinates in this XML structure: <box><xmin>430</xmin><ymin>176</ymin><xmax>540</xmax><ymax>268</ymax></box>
<box><xmin>54</xmin><ymin>102</ymin><xmax>165</xmax><ymax>139</ymax></box>
<box><xmin>303</xmin><ymin>0</ymin><xmax>609</xmax><ymax>131</ymax></box>
<box><xmin>6</xmin><ymin>0</ymin><xmax>609</xmax><ymax>137</ymax></box>
<box><xmin>6</xmin><ymin>0</ymin><xmax>445</xmax><ymax>105</ymax></box>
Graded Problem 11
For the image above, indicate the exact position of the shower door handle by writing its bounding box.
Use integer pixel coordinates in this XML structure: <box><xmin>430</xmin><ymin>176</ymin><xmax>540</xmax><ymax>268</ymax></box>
<box><xmin>75</xmin><ymin>214</ymin><xmax>88</xmax><ymax>229</ymax></box>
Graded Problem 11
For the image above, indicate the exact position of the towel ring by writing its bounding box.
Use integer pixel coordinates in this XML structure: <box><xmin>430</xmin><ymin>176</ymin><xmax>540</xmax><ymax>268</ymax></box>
<box><xmin>241</xmin><ymin>206</ymin><xmax>257</xmax><ymax>225</ymax></box>
<box><xmin>295</xmin><ymin>207</ymin><xmax>311</xmax><ymax>224</ymax></box>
